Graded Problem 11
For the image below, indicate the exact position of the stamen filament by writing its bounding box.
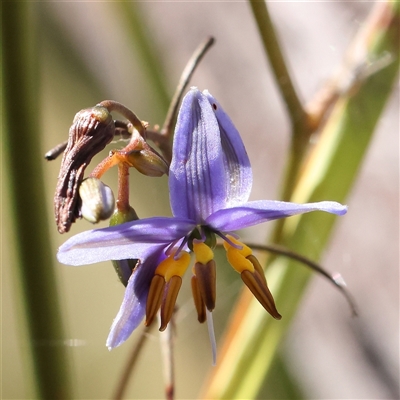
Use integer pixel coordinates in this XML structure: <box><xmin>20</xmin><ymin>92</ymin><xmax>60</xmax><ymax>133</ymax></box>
<box><xmin>206</xmin><ymin>309</ymin><xmax>217</xmax><ymax>366</ymax></box>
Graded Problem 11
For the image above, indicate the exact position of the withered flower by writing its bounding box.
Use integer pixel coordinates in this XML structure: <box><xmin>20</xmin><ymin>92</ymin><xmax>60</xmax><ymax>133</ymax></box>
<box><xmin>54</xmin><ymin>106</ymin><xmax>114</xmax><ymax>233</ymax></box>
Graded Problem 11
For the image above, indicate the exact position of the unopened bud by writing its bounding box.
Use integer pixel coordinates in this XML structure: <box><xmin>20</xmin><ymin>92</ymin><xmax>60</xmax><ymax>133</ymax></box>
<box><xmin>79</xmin><ymin>177</ymin><xmax>115</xmax><ymax>223</ymax></box>
<box><xmin>125</xmin><ymin>140</ymin><xmax>169</xmax><ymax>177</ymax></box>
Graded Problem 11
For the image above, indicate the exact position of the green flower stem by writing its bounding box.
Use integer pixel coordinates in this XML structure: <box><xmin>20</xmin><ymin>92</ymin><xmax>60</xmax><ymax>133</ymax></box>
<box><xmin>203</xmin><ymin>1</ymin><xmax>399</xmax><ymax>398</ymax></box>
<box><xmin>248</xmin><ymin>0</ymin><xmax>313</xmax><ymax>246</ymax></box>
<box><xmin>2</xmin><ymin>3</ymin><xmax>73</xmax><ymax>399</ymax></box>
<box><xmin>248</xmin><ymin>0</ymin><xmax>306</xmax><ymax>132</ymax></box>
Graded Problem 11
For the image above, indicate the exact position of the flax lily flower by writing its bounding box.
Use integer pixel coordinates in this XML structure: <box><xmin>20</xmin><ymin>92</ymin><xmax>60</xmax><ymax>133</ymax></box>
<box><xmin>58</xmin><ymin>88</ymin><xmax>347</xmax><ymax>357</ymax></box>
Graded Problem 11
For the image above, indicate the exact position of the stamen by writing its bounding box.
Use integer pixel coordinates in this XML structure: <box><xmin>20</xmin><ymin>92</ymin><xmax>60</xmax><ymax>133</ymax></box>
<box><xmin>145</xmin><ymin>275</ymin><xmax>165</xmax><ymax>326</ymax></box>
<box><xmin>160</xmin><ymin>276</ymin><xmax>182</xmax><ymax>331</ymax></box>
<box><xmin>171</xmin><ymin>237</ymin><xmax>189</xmax><ymax>260</ymax></box>
<box><xmin>193</xmin><ymin>241</ymin><xmax>214</xmax><ymax>264</ymax></box>
<box><xmin>206</xmin><ymin>309</ymin><xmax>217</xmax><ymax>366</ymax></box>
<box><xmin>191</xmin><ymin>275</ymin><xmax>206</xmax><ymax>323</ymax></box>
<box><xmin>223</xmin><ymin>235</ymin><xmax>252</xmax><ymax>257</ymax></box>
<box><xmin>246</xmin><ymin>254</ymin><xmax>267</xmax><ymax>285</ymax></box>
<box><xmin>155</xmin><ymin>251</ymin><xmax>191</xmax><ymax>280</ymax></box>
<box><xmin>194</xmin><ymin>260</ymin><xmax>216</xmax><ymax>311</ymax></box>
<box><xmin>217</xmin><ymin>232</ymin><xmax>243</xmax><ymax>249</ymax></box>
<box><xmin>241</xmin><ymin>270</ymin><xmax>281</xmax><ymax>320</ymax></box>
<box><xmin>225</xmin><ymin>247</ymin><xmax>254</xmax><ymax>274</ymax></box>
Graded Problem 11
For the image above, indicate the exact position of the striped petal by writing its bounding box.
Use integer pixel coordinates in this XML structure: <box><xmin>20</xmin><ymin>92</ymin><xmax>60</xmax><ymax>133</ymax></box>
<box><xmin>206</xmin><ymin>200</ymin><xmax>348</xmax><ymax>231</ymax></box>
<box><xmin>106</xmin><ymin>246</ymin><xmax>166</xmax><ymax>349</ymax></box>
<box><xmin>57</xmin><ymin>216</ymin><xmax>195</xmax><ymax>266</ymax></box>
<box><xmin>169</xmin><ymin>88</ymin><xmax>226</xmax><ymax>223</ymax></box>
<box><xmin>203</xmin><ymin>90</ymin><xmax>252</xmax><ymax>206</ymax></box>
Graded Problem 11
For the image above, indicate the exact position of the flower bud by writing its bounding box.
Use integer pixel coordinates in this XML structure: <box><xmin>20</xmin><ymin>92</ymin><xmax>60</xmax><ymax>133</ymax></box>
<box><xmin>125</xmin><ymin>139</ymin><xmax>169</xmax><ymax>177</ymax></box>
<box><xmin>79</xmin><ymin>177</ymin><xmax>115</xmax><ymax>223</ymax></box>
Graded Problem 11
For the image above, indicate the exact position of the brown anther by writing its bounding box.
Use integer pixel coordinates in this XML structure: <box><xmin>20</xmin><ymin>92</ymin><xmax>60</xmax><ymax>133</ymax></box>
<box><xmin>191</xmin><ymin>275</ymin><xmax>206</xmax><ymax>323</ymax></box>
<box><xmin>160</xmin><ymin>276</ymin><xmax>182</xmax><ymax>331</ymax></box>
<box><xmin>241</xmin><ymin>270</ymin><xmax>281</xmax><ymax>320</ymax></box>
<box><xmin>145</xmin><ymin>274</ymin><xmax>165</xmax><ymax>327</ymax></box>
<box><xmin>246</xmin><ymin>255</ymin><xmax>267</xmax><ymax>285</ymax></box>
<box><xmin>193</xmin><ymin>260</ymin><xmax>216</xmax><ymax>311</ymax></box>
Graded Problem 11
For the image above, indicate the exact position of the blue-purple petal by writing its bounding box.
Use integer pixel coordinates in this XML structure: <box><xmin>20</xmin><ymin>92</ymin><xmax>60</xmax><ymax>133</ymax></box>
<box><xmin>203</xmin><ymin>90</ymin><xmax>253</xmax><ymax>206</ymax></box>
<box><xmin>57</xmin><ymin>216</ymin><xmax>195</xmax><ymax>266</ymax></box>
<box><xmin>106</xmin><ymin>246</ymin><xmax>166</xmax><ymax>349</ymax></box>
<box><xmin>206</xmin><ymin>200</ymin><xmax>348</xmax><ymax>231</ymax></box>
<box><xmin>169</xmin><ymin>88</ymin><xmax>227</xmax><ymax>223</ymax></box>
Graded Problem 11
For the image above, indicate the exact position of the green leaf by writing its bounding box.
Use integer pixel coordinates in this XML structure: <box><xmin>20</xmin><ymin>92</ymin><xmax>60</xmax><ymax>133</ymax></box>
<box><xmin>203</xmin><ymin>2</ymin><xmax>399</xmax><ymax>398</ymax></box>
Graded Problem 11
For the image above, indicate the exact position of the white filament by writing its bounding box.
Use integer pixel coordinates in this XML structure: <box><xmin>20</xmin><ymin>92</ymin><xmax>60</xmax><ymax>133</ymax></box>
<box><xmin>206</xmin><ymin>309</ymin><xmax>217</xmax><ymax>366</ymax></box>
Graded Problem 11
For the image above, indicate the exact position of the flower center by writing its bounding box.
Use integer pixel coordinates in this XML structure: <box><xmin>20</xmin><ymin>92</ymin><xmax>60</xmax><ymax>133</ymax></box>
<box><xmin>145</xmin><ymin>230</ymin><xmax>281</xmax><ymax>333</ymax></box>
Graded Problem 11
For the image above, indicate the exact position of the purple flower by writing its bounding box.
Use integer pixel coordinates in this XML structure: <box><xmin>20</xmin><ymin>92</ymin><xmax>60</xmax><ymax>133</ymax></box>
<box><xmin>58</xmin><ymin>88</ymin><xmax>347</xmax><ymax>354</ymax></box>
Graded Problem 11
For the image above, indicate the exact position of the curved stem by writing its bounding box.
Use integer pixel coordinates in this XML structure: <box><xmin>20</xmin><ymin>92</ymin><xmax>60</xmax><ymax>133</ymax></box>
<box><xmin>245</xmin><ymin>242</ymin><xmax>358</xmax><ymax>317</ymax></box>
<box><xmin>156</xmin><ymin>36</ymin><xmax>215</xmax><ymax>162</ymax></box>
<box><xmin>161</xmin><ymin>36</ymin><xmax>215</xmax><ymax>137</ymax></box>
<box><xmin>98</xmin><ymin>100</ymin><xmax>146</xmax><ymax>138</ymax></box>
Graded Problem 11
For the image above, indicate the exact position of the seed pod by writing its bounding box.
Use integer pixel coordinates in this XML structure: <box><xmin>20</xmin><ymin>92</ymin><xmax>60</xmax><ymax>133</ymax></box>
<box><xmin>54</xmin><ymin>106</ymin><xmax>115</xmax><ymax>233</ymax></box>
<box><xmin>79</xmin><ymin>178</ymin><xmax>115</xmax><ymax>223</ymax></box>
<box><xmin>124</xmin><ymin>137</ymin><xmax>169</xmax><ymax>177</ymax></box>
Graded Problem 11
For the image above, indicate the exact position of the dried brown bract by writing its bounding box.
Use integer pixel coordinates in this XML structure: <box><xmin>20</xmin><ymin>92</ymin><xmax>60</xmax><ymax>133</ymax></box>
<box><xmin>54</xmin><ymin>106</ymin><xmax>115</xmax><ymax>233</ymax></box>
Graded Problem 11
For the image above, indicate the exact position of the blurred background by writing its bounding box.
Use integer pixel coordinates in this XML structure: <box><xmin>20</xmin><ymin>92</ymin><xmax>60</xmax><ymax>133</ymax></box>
<box><xmin>2</xmin><ymin>1</ymin><xmax>398</xmax><ymax>399</ymax></box>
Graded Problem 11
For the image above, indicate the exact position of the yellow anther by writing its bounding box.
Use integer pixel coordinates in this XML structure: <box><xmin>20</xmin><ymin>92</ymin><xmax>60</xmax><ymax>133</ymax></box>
<box><xmin>223</xmin><ymin>235</ymin><xmax>252</xmax><ymax>258</ymax></box>
<box><xmin>225</xmin><ymin>247</ymin><xmax>255</xmax><ymax>273</ymax></box>
<box><xmin>193</xmin><ymin>241</ymin><xmax>214</xmax><ymax>264</ymax></box>
<box><xmin>154</xmin><ymin>251</ymin><xmax>191</xmax><ymax>281</ymax></box>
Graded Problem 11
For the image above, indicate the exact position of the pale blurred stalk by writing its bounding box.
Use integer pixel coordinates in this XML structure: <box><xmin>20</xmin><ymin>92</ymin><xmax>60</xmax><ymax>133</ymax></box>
<box><xmin>203</xmin><ymin>1</ymin><xmax>399</xmax><ymax>398</ymax></box>
<box><xmin>2</xmin><ymin>3</ymin><xmax>73</xmax><ymax>398</ymax></box>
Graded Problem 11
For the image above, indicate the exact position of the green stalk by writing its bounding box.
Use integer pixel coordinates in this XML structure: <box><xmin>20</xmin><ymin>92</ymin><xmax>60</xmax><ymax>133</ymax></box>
<box><xmin>203</xmin><ymin>1</ymin><xmax>399</xmax><ymax>398</ymax></box>
<box><xmin>248</xmin><ymin>0</ymin><xmax>313</xmax><ymax>246</ymax></box>
<box><xmin>2</xmin><ymin>3</ymin><xmax>73</xmax><ymax>398</ymax></box>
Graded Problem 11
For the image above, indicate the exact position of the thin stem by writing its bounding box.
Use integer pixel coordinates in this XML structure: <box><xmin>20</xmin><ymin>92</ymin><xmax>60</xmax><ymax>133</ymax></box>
<box><xmin>248</xmin><ymin>0</ymin><xmax>306</xmax><ymax>131</ymax></box>
<box><xmin>98</xmin><ymin>100</ymin><xmax>146</xmax><ymax>138</ymax></box>
<box><xmin>112</xmin><ymin>326</ymin><xmax>152</xmax><ymax>400</ymax></box>
<box><xmin>160</xmin><ymin>319</ymin><xmax>176</xmax><ymax>400</ymax></box>
<box><xmin>161</xmin><ymin>37</ymin><xmax>215</xmax><ymax>137</ymax></box>
<box><xmin>248</xmin><ymin>0</ymin><xmax>312</xmax><ymax>244</ymax></box>
<box><xmin>246</xmin><ymin>243</ymin><xmax>358</xmax><ymax>317</ymax></box>
<box><xmin>89</xmin><ymin>154</ymin><xmax>120</xmax><ymax>179</ymax></box>
<box><xmin>44</xmin><ymin>139</ymin><xmax>68</xmax><ymax>160</ymax></box>
<box><xmin>116</xmin><ymin>163</ymin><xmax>131</xmax><ymax>212</ymax></box>
<box><xmin>156</xmin><ymin>36</ymin><xmax>215</xmax><ymax>162</ymax></box>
